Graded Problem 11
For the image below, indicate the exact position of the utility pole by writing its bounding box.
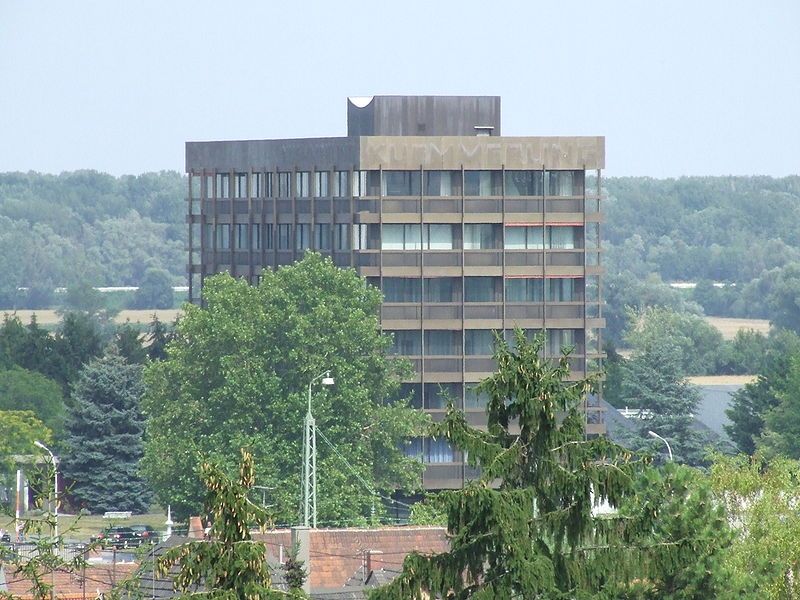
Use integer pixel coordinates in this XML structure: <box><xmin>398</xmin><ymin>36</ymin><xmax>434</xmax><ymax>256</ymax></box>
<box><xmin>303</xmin><ymin>371</ymin><xmax>334</xmax><ymax>528</ymax></box>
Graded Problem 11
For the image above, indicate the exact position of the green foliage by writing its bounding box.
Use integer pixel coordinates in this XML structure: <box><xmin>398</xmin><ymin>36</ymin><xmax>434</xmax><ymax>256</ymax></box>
<box><xmin>141</xmin><ymin>253</ymin><xmax>428</xmax><ymax>523</ymax></box>
<box><xmin>282</xmin><ymin>543</ymin><xmax>308</xmax><ymax>592</ymax></box>
<box><xmin>625</xmin><ymin>306</ymin><xmax>724</xmax><ymax>376</ymax></box>
<box><xmin>725</xmin><ymin>329</ymin><xmax>800</xmax><ymax>453</ymax></box>
<box><xmin>62</xmin><ymin>348</ymin><xmax>152</xmax><ymax>513</ymax></box>
<box><xmin>156</xmin><ymin>449</ymin><xmax>302</xmax><ymax>599</ymax></box>
<box><xmin>759</xmin><ymin>356</ymin><xmax>800</xmax><ymax>458</ymax></box>
<box><xmin>618</xmin><ymin>322</ymin><xmax>713</xmax><ymax>467</ymax></box>
<box><xmin>145</xmin><ymin>315</ymin><xmax>174</xmax><ymax>361</ymax></box>
<box><xmin>766</xmin><ymin>262</ymin><xmax>800</xmax><ymax>334</ymax></box>
<box><xmin>710</xmin><ymin>453</ymin><xmax>800</xmax><ymax>598</ymax></box>
<box><xmin>0</xmin><ymin>170</ymin><xmax>185</xmax><ymax>301</ymax></box>
<box><xmin>0</xmin><ymin>410</ymin><xmax>52</xmax><ymax>473</ymax></box>
<box><xmin>130</xmin><ymin>267</ymin><xmax>175</xmax><ymax>309</ymax></box>
<box><xmin>0</xmin><ymin>367</ymin><xmax>64</xmax><ymax>437</ymax></box>
<box><xmin>371</xmin><ymin>331</ymin><xmax>733</xmax><ymax>599</ymax></box>
<box><xmin>408</xmin><ymin>495</ymin><xmax>447</xmax><ymax>526</ymax></box>
<box><xmin>113</xmin><ymin>322</ymin><xmax>148</xmax><ymax>365</ymax></box>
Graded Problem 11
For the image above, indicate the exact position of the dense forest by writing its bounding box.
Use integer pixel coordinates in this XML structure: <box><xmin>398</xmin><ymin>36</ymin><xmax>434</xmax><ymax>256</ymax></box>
<box><xmin>0</xmin><ymin>171</ymin><xmax>184</xmax><ymax>307</ymax></box>
<box><xmin>1</xmin><ymin>171</ymin><xmax>799</xmax><ymax>340</ymax></box>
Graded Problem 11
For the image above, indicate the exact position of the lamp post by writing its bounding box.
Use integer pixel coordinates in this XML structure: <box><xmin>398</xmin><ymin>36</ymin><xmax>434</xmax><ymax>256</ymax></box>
<box><xmin>34</xmin><ymin>440</ymin><xmax>58</xmax><ymax>539</ymax></box>
<box><xmin>303</xmin><ymin>371</ymin><xmax>334</xmax><ymax>528</ymax></box>
<box><xmin>647</xmin><ymin>430</ymin><xmax>673</xmax><ymax>462</ymax></box>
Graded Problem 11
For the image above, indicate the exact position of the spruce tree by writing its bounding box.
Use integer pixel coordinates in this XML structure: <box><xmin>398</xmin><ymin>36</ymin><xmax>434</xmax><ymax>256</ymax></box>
<box><xmin>370</xmin><ymin>331</ymin><xmax>734</xmax><ymax>599</ymax></box>
<box><xmin>62</xmin><ymin>347</ymin><xmax>152</xmax><ymax>513</ymax></box>
<box><xmin>619</xmin><ymin>338</ymin><xmax>712</xmax><ymax>466</ymax></box>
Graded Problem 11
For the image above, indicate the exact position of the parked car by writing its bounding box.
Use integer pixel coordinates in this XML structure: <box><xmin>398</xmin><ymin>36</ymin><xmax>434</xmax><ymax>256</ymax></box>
<box><xmin>130</xmin><ymin>525</ymin><xmax>157</xmax><ymax>544</ymax></box>
<box><xmin>92</xmin><ymin>526</ymin><xmax>138</xmax><ymax>548</ymax></box>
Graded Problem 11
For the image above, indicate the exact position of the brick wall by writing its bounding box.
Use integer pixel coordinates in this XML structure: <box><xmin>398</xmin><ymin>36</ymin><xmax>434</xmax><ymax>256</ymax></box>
<box><xmin>254</xmin><ymin>526</ymin><xmax>448</xmax><ymax>591</ymax></box>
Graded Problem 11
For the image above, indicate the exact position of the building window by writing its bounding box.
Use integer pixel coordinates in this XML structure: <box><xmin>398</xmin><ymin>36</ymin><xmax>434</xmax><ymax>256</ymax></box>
<box><xmin>425</xmin><ymin>330</ymin><xmax>461</xmax><ymax>356</ymax></box>
<box><xmin>465</xmin><ymin>330</ymin><xmax>496</xmax><ymax>356</ymax></box>
<box><xmin>234</xmin><ymin>173</ymin><xmax>248</xmax><ymax>198</ymax></box>
<box><xmin>505</xmin><ymin>278</ymin><xmax>543</xmax><ymax>302</ymax></box>
<box><xmin>464</xmin><ymin>277</ymin><xmax>501</xmax><ymax>302</ymax></box>
<box><xmin>204</xmin><ymin>175</ymin><xmax>213</xmax><ymax>198</ymax></box>
<box><xmin>465</xmin><ymin>386</ymin><xmax>489</xmax><ymax>409</ymax></box>
<box><xmin>252</xmin><ymin>223</ymin><xmax>261</xmax><ymax>250</ymax></box>
<box><xmin>548</xmin><ymin>225</ymin><xmax>580</xmax><ymax>249</ymax></box>
<box><xmin>215</xmin><ymin>173</ymin><xmax>230</xmax><ymax>198</ymax></box>
<box><xmin>382</xmin><ymin>224</ymin><xmax>421</xmax><ymax>250</ymax></box>
<box><xmin>334</xmin><ymin>170</ymin><xmax>349</xmax><ymax>197</ymax></box>
<box><xmin>315</xmin><ymin>171</ymin><xmax>329</xmax><ymax>197</ymax></box>
<box><xmin>278</xmin><ymin>172</ymin><xmax>291</xmax><ymax>197</ymax></box>
<box><xmin>422</xmin><ymin>224</ymin><xmax>455</xmax><ymax>250</ymax></box>
<box><xmin>547</xmin><ymin>278</ymin><xmax>577</xmax><ymax>302</ymax></box>
<box><xmin>464</xmin><ymin>224</ymin><xmax>500</xmax><ymax>249</ymax></box>
<box><xmin>265</xmin><ymin>173</ymin><xmax>274</xmax><ymax>197</ymax></box>
<box><xmin>505</xmin><ymin>226</ymin><xmax>544</xmax><ymax>250</ymax></box>
<box><xmin>424</xmin><ymin>277</ymin><xmax>461</xmax><ymax>303</ymax></box>
<box><xmin>251</xmin><ymin>173</ymin><xmax>262</xmax><ymax>198</ymax></box>
<box><xmin>203</xmin><ymin>223</ymin><xmax>213</xmax><ymax>247</ymax></box>
<box><xmin>547</xmin><ymin>329</ymin><xmax>576</xmax><ymax>356</ymax></box>
<box><xmin>425</xmin><ymin>438</ymin><xmax>455</xmax><ymax>463</ymax></box>
<box><xmin>296</xmin><ymin>172</ymin><xmax>310</xmax><ymax>197</ymax></box>
<box><xmin>295</xmin><ymin>224</ymin><xmax>310</xmax><ymax>250</ymax></box>
<box><xmin>334</xmin><ymin>223</ymin><xmax>349</xmax><ymax>250</ymax></box>
<box><xmin>382</xmin><ymin>278</ymin><xmax>421</xmax><ymax>303</ymax></box>
<box><xmin>264</xmin><ymin>224</ymin><xmax>274</xmax><ymax>249</ymax></box>
<box><xmin>235</xmin><ymin>223</ymin><xmax>248</xmax><ymax>249</ymax></box>
<box><xmin>504</xmin><ymin>170</ymin><xmax>544</xmax><ymax>196</ymax></box>
<box><xmin>215</xmin><ymin>224</ymin><xmax>230</xmax><ymax>249</ymax></box>
<box><xmin>391</xmin><ymin>383</ymin><xmax>422</xmax><ymax>408</ymax></box>
<box><xmin>424</xmin><ymin>383</ymin><xmax>462</xmax><ymax>410</ymax></box>
<box><xmin>387</xmin><ymin>330</ymin><xmax>422</xmax><ymax>355</ymax></box>
<box><xmin>353</xmin><ymin>171</ymin><xmax>380</xmax><ymax>197</ymax></box>
<box><xmin>383</xmin><ymin>171</ymin><xmax>421</xmax><ymax>196</ymax></box>
<box><xmin>315</xmin><ymin>223</ymin><xmax>330</xmax><ymax>250</ymax></box>
<box><xmin>424</xmin><ymin>171</ymin><xmax>462</xmax><ymax>196</ymax></box>
<box><xmin>546</xmin><ymin>170</ymin><xmax>584</xmax><ymax>196</ymax></box>
<box><xmin>463</xmin><ymin>170</ymin><xmax>502</xmax><ymax>196</ymax></box>
<box><xmin>277</xmin><ymin>224</ymin><xmax>291</xmax><ymax>249</ymax></box>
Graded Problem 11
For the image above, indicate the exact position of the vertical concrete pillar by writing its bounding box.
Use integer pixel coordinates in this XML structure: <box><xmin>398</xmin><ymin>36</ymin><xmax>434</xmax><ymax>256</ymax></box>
<box><xmin>291</xmin><ymin>526</ymin><xmax>311</xmax><ymax>594</ymax></box>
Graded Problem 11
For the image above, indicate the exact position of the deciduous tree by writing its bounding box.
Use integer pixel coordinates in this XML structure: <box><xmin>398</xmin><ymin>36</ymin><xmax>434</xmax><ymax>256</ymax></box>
<box><xmin>141</xmin><ymin>253</ymin><xmax>427</xmax><ymax>523</ymax></box>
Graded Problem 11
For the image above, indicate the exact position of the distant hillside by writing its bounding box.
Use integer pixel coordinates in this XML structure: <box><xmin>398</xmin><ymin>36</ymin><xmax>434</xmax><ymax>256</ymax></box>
<box><xmin>0</xmin><ymin>170</ymin><xmax>185</xmax><ymax>305</ymax></box>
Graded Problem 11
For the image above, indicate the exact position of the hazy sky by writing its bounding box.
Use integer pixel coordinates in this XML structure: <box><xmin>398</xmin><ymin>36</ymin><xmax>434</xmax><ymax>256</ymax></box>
<box><xmin>1</xmin><ymin>1</ymin><xmax>798</xmax><ymax>178</ymax></box>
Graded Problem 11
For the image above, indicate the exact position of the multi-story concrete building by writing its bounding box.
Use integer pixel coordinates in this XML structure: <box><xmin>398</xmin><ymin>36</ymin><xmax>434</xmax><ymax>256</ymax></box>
<box><xmin>186</xmin><ymin>95</ymin><xmax>605</xmax><ymax>489</ymax></box>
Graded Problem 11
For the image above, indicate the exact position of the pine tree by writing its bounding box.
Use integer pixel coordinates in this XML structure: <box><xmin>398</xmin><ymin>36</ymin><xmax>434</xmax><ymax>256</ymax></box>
<box><xmin>369</xmin><ymin>331</ymin><xmax>735</xmax><ymax>599</ymax></box>
<box><xmin>62</xmin><ymin>347</ymin><xmax>152</xmax><ymax>513</ymax></box>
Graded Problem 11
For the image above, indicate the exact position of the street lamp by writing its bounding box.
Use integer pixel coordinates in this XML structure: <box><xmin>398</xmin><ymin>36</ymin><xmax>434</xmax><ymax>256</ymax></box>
<box><xmin>34</xmin><ymin>440</ymin><xmax>59</xmax><ymax>539</ymax></box>
<box><xmin>303</xmin><ymin>371</ymin><xmax>334</xmax><ymax>528</ymax></box>
<box><xmin>647</xmin><ymin>430</ymin><xmax>673</xmax><ymax>462</ymax></box>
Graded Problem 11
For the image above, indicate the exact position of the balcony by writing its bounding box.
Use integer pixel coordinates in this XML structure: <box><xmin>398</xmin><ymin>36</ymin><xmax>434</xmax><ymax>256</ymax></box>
<box><xmin>464</xmin><ymin>251</ymin><xmax>502</xmax><ymax>267</ymax></box>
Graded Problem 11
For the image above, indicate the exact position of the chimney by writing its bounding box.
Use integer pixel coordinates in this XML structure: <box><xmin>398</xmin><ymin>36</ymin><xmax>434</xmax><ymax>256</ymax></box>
<box><xmin>291</xmin><ymin>526</ymin><xmax>311</xmax><ymax>594</ymax></box>
<box><xmin>188</xmin><ymin>516</ymin><xmax>204</xmax><ymax>539</ymax></box>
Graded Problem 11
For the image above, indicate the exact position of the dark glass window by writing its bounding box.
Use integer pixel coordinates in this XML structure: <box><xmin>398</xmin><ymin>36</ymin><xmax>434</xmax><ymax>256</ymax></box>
<box><xmin>424</xmin><ymin>277</ymin><xmax>461</xmax><ymax>303</ymax></box>
<box><xmin>383</xmin><ymin>171</ymin><xmax>421</xmax><ymax>196</ymax></box>
<box><xmin>235</xmin><ymin>223</ymin><xmax>248</xmax><ymax>250</ymax></box>
<box><xmin>505</xmin><ymin>278</ymin><xmax>543</xmax><ymax>302</ymax></box>
<box><xmin>264</xmin><ymin>224</ymin><xmax>274</xmax><ymax>249</ymax></box>
<box><xmin>504</xmin><ymin>170</ymin><xmax>543</xmax><ymax>196</ymax></box>
<box><xmin>382</xmin><ymin>278</ymin><xmax>422</xmax><ymax>303</ymax></box>
<box><xmin>464</xmin><ymin>170</ymin><xmax>502</xmax><ymax>196</ymax></box>
<box><xmin>387</xmin><ymin>330</ymin><xmax>422</xmax><ymax>355</ymax></box>
<box><xmin>464</xmin><ymin>277</ymin><xmax>501</xmax><ymax>302</ymax></box>
<box><xmin>424</xmin><ymin>171</ymin><xmax>462</xmax><ymax>196</ymax></box>
<box><xmin>424</xmin><ymin>330</ymin><xmax>461</xmax><ymax>356</ymax></box>
<box><xmin>333</xmin><ymin>170</ymin><xmax>349</xmax><ymax>197</ymax></box>
<box><xmin>464</xmin><ymin>224</ymin><xmax>501</xmax><ymax>249</ymax></box>
<box><xmin>424</xmin><ymin>383</ymin><xmax>462</xmax><ymax>410</ymax></box>
<box><xmin>546</xmin><ymin>278</ymin><xmax>577</xmax><ymax>302</ymax></box>
<box><xmin>465</xmin><ymin>330</ymin><xmax>496</xmax><ymax>356</ymax></box>
<box><xmin>315</xmin><ymin>171</ymin><xmax>329</xmax><ymax>197</ymax></box>
<box><xmin>296</xmin><ymin>172</ymin><xmax>310</xmax><ymax>197</ymax></box>
<box><xmin>295</xmin><ymin>224</ymin><xmax>310</xmax><ymax>250</ymax></box>
<box><xmin>277</xmin><ymin>224</ymin><xmax>291</xmax><ymax>249</ymax></box>
<box><xmin>277</xmin><ymin>172</ymin><xmax>291</xmax><ymax>197</ymax></box>
<box><xmin>315</xmin><ymin>224</ymin><xmax>330</xmax><ymax>250</ymax></box>
<box><xmin>215</xmin><ymin>224</ymin><xmax>230</xmax><ymax>249</ymax></box>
